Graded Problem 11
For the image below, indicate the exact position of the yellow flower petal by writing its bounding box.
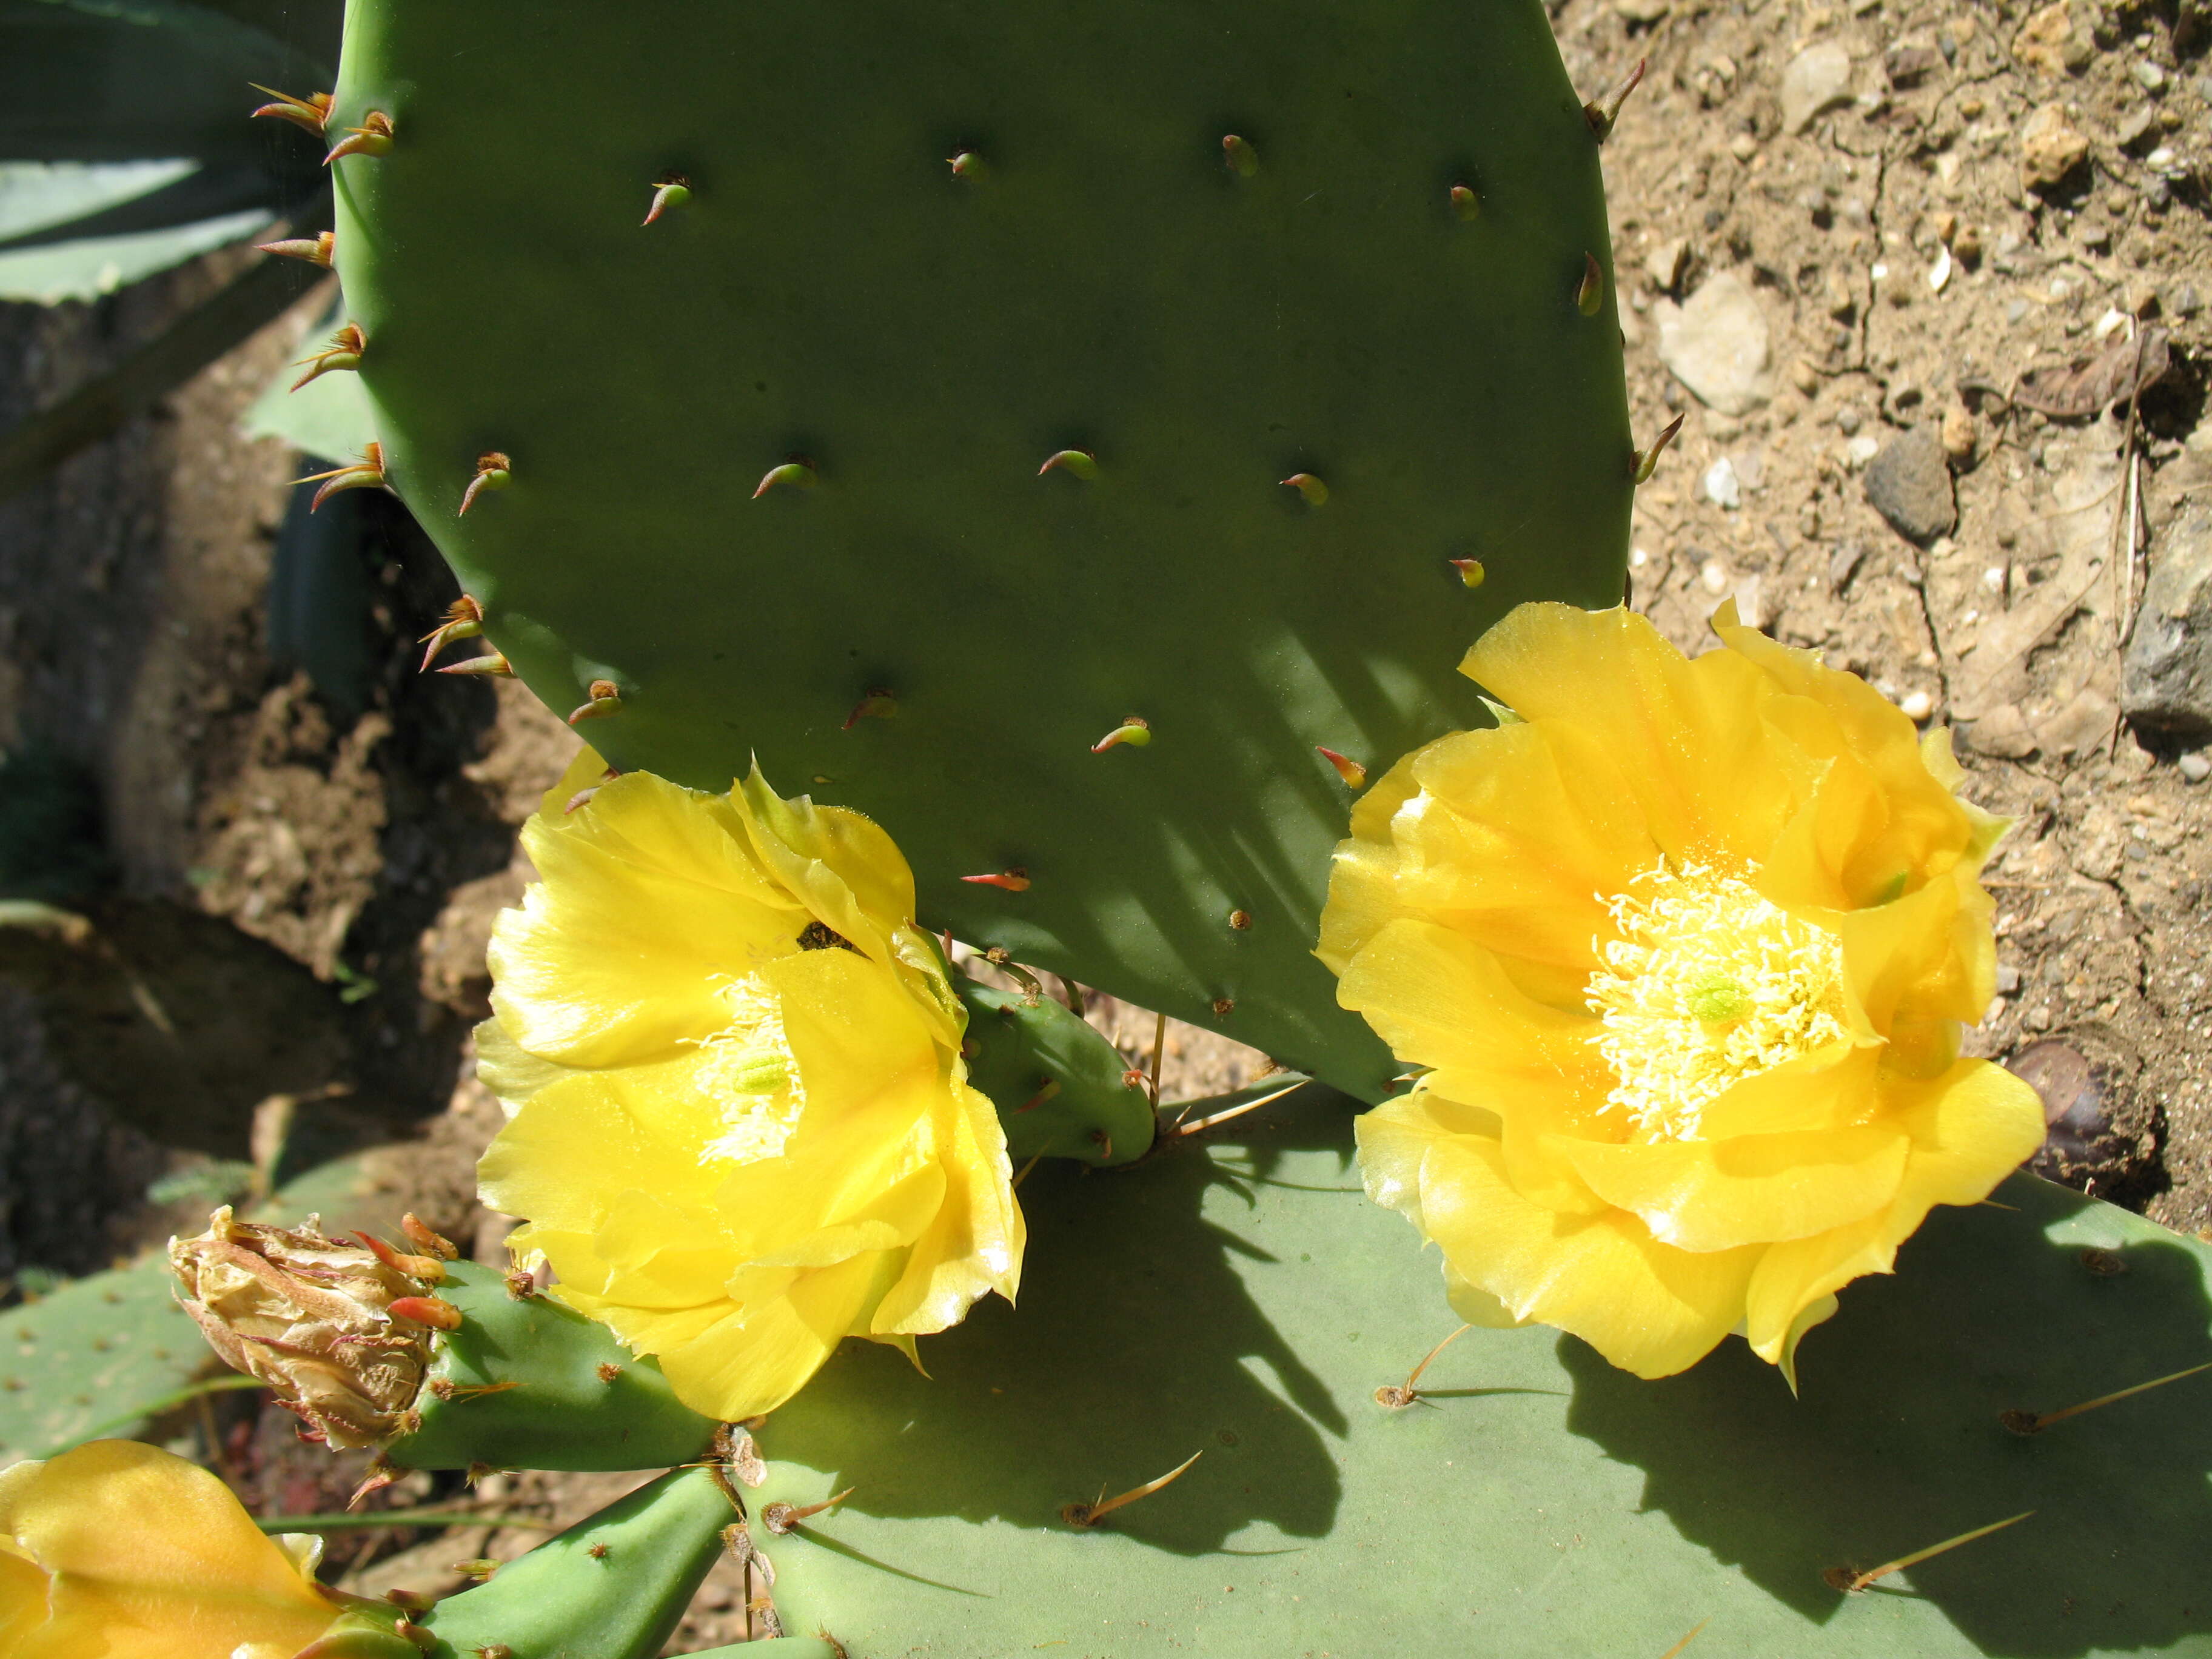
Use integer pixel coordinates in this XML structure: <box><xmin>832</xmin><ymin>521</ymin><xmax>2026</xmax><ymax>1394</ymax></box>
<box><xmin>490</xmin><ymin>771</ymin><xmax>806</xmax><ymax>1069</ymax></box>
<box><xmin>1553</xmin><ymin>1119</ymin><xmax>1909</xmax><ymax>1252</ymax></box>
<box><xmin>0</xmin><ymin>1441</ymin><xmax>338</xmax><ymax>1659</ymax></box>
<box><xmin>1353</xmin><ymin>1097</ymin><xmax>1752</xmax><ymax>1380</ymax></box>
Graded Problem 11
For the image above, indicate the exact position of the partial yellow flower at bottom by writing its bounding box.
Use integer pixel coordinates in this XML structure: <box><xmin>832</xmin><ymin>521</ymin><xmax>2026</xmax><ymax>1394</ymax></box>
<box><xmin>477</xmin><ymin>751</ymin><xmax>1023</xmax><ymax>1423</ymax></box>
<box><xmin>1319</xmin><ymin>602</ymin><xmax>2044</xmax><ymax>1384</ymax></box>
<box><xmin>0</xmin><ymin>1440</ymin><xmax>352</xmax><ymax>1659</ymax></box>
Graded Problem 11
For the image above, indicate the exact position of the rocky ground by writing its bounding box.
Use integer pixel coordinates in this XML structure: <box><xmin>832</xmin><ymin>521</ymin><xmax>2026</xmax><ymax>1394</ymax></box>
<box><xmin>0</xmin><ymin>0</ymin><xmax>2207</xmax><ymax>1641</ymax></box>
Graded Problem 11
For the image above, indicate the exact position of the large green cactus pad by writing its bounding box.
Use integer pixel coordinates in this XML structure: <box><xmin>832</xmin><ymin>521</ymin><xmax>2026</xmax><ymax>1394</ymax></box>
<box><xmin>327</xmin><ymin>0</ymin><xmax>1632</xmax><ymax>1098</ymax></box>
<box><xmin>751</xmin><ymin>1087</ymin><xmax>2212</xmax><ymax>1656</ymax></box>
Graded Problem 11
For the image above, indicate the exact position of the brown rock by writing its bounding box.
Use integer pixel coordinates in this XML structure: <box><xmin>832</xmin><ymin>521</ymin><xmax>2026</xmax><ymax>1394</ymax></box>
<box><xmin>2013</xmin><ymin>0</ymin><xmax>2083</xmax><ymax>75</ymax></box>
<box><xmin>1940</xmin><ymin>401</ymin><xmax>1977</xmax><ymax>463</ymax></box>
<box><xmin>2020</xmin><ymin>103</ymin><xmax>2090</xmax><ymax>189</ymax></box>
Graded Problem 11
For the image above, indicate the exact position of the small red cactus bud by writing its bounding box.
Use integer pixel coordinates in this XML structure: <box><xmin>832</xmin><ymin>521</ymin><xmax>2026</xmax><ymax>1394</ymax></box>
<box><xmin>566</xmin><ymin>679</ymin><xmax>624</xmax><ymax>726</ymax></box>
<box><xmin>1280</xmin><ymin>472</ymin><xmax>1329</xmax><ymax>508</ymax></box>
<box><xmin>1039</xmin><ymin>447</ymin><xmax>1098</xmax><ymax>479</ymax></box>
<box><xmin>588</xmin><ymin>1542</ymin><xmax>611</xmax><ymax>1559</ymax></box>
<box><xmin>296</xmin><ymin>443</ymin><xmax>386</xmax><ymax>511</ymax></box>
<box><xmin>388</xmin><ymin>1295</ymin><xmax>463</xmax><ymax>1332</ymax></box>
<box><xmin>323</xmin><ymin>110</ymin><xmax>395</xmax><ymax>165</ymax></box>
<box><xmin>458</xmin><ymin>452</ymin><xmax>512</xmax><ymax>516</ymax></box>
<box><xmin>290</xmin><ymin>322</ymin><xmax>364</xmax><ymax>391</ymax></box>
<box><xmin>438</xmin><ymin>652</ymin><xmax>514</xmax><ymax>679</ymax></box>
<box><xmin>250</xmin><ymin>85</ymin><xmax>332</xmax><ymax>135</ymax></box>
<box><xmin>1449</xmin><ymin>182</ymin><xmax>1481</xmax><ymax>221</ymax></box>
<box><xmin>1577</xmin><ymin>252</ymin><xmax>1605</xmax><ymax>317</ymax></box>
<box><xmin>1448</xmin><ymin>557</ymin><xmax>1486</xmax><ymax>589</ymax></box>
<box><xmin>753</xmin><ymin>460</ymin><xmax>819</xmax><ymax>498</ymax></box>
<box><xmin>962</xmin><ymin>870</ymin><xmax>1031</xmax><ymax>893</ymax></box>
<box><xmin>1316</xmin><ymin>746</ymin><xmax>1367</xmax><ymax>788</ymax></box>
<box><xmin>1222</xmin><ymin>133</ymin><xmax>1259</xmax><ymax>178</ymax></box>
<box><xmin>386</xmin><ymin>1589</ymin><xmax>434</xmax><ymax>1615</ymax></box>
<box><xmin>258</xmin><ymin>230</ymin><xmax>335</xmax><ymax>267</ymax></box>
<box><xmin>1090</xmin><ymin>717</ymin><xmax>1151</xmax><ymax>752</ymax></box>
<box><xmin>596</xmin><ymin>1361</ymin><xmax>623</xmax><ymax>1383</ymax></box>
<box><xmin>643</xmin><ymin>172</ymin><xmax>692</xmax><ymax>225</ymax></box>
<box><xmin>1122</xmin><ymin>1068</ymin><xmax>1148</xmax><ymax>1091</ymax></box>
<box><xmin>947</xmin><ymin>150</ymin><xmax>988</xmax><ymax>179</ymax></box>
<box><xmin>452</xmin><ymin>1558</ymin><xmax>500</xmax><ymax>1581</ymax></box>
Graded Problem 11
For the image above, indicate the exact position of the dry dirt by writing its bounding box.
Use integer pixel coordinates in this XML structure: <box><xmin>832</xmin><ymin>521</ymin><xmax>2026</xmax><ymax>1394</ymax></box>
<box><xmin>0</xmin><ymin>0</ymin><xmax>2207</xmax><ymax>1642</ymax></box>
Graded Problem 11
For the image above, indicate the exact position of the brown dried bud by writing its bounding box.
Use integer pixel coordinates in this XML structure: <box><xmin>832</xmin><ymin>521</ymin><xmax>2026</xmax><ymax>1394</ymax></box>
<box><xmin>169</xmin><ymin>1207</ymin><xmax>432</xmax><ymax>1450</ymax></box>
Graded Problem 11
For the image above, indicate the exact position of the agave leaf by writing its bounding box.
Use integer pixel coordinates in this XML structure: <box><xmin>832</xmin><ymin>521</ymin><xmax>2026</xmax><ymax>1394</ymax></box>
<box><xmin>756</xmin><ymin>1086</ymin><xmax>2212</xmax><ymax>1656</ymax></box>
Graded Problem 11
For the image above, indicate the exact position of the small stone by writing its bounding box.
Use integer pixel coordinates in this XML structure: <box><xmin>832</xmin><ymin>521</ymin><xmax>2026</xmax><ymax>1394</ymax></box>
<box><xmin>1995</xmin><ymin>962</ymin><xmax>2023</xmax><ymax>994</ymax></box>
<box><xmin>1846</xmin><ymin>432</ymin><xmax>1882</xmax><ymax>468</ymax></box>
<box><xmin>1614</xmin><ymin>0</ymin><xmax>1673</xmax><ymax>21</ymax></box>
<box><xmin>2013</xmin><ymin>0</ymin><xmax>2079</xmax><ymax>76</ymax></box>
<box><xmin>2020</xmin><ymin>103</ymin><xmax>2090</xmax><ymax>189</ymax></box>
<box><xmin>1952</xmin><ymin>223</ymin><xmax>1983</xmax><ymax>263</ymax></box>
<box><xmin>2179</xmin><ymin>751</ymin><xmax>2211</xmax><ymax>782</ymax></box>
<box><xmin>1834</xmin><ymin>404</ymin><xmax>1863</xmax><ymax>435</ymax></box>
<box><xmin>1885</xmin><ymin>41</ymin><xmax>1945</xmax><ymax>84</ymax></box>
<box><xmin>2034</xmin><ymin>686</ymin><xmax>2118</xmax><ymax>756</ymax></box>
<box><xmin>1959</xmin><ymin>703</ymin><xmax>2038</xmax><ymax>757</ymax></box>
<box><xmin>1863</xmin><ymin>427</ymin><xmax>1958</xmax><ymax>542</ymax></box>
<box><xmin>1940</xmin><ymin>401</ymin><xmax>1977</xmax><ymax>461</ymax></box>
<box><xmin>1654</xmin><ymin>270</ymin><xmax>1776</xmax><ymax>417</ymax></box>
<box><xmin>2122</xmin><ymin>503</ymin><xmax>2212</xmax><ymax>740</ymax></box>
<box><xmin>1900</xmin><ymin>689</ymin><xmax>1936</xmax><ymax>721</ymax></box>
<box><xmin>1729</xmin><ymin>132</ymin><xmax>1761</xmax><ymax>161</ymax></box>
<box><xmin>1828</xmin><ymin>539</ymin><xmax>1867</xmax><ymax>591</ymax></box>
<box><xmin>2116</xmin><ymin>107</ymin><xmax>2160</xmax><ymax>150</ymax></box>
<box><xmin>1781</xmin><ymin>42</ymin><xmax>1855</xmax><ymax>135</ymax></box>
<box><xmin>2164</xmin><ymin>281</ymin><xmax>2203</xmax><ymax>317</ymax></box>
<box><xmin>1704</xmin><ymin>456</ymin><xmax>1742</xmax><ymax>508</ymax></box>
<box><xmin>1700</xmin><ymin>557</ymin><xmax>1732</xmax><ymax>596</ymax></box>
<box><xmin>2133</xmin><ymin>61</ymin><xmax>2166</xmax><ymax>93</ymax></box>
<box><xmin>1788</xmin><ymin>357</ymin><xmax>1820</xmax><ymax>394</ymax></box>
<box><xmin>1644</xmin><ymin>236</ymin><xmax>1687</xmax><ymax>292</ymax></box>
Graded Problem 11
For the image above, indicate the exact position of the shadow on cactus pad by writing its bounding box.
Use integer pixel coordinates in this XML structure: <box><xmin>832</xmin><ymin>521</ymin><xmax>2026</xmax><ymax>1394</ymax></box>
<box><xmin>752</xmin><ymin>1086</ymin><xmax>2212</xmax><ymax>1657</ymax></box>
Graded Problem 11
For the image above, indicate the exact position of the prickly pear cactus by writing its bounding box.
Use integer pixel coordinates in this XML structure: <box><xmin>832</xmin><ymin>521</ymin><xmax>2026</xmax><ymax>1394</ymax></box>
<box><xmin>0</xmin><ymin>1261</ymin><xmax>205</xmax><ymax>1464</ymax></box>
<box><xmin>320</xmin><ymin>0</ymin><xmax>1632</xmax><ymax>1098</ymax></box>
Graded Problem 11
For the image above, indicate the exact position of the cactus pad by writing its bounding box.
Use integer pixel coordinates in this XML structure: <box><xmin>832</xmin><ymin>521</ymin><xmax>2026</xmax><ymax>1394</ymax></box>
<box><xmin>327</xmin><ymin>0</ymin><xmax>1633</xmax><ymax>1098</ymax></box>
<box><xmin>750</xmin><ymin>1088</ymin><xmax>2212</xmax><ymax>1656</ymax></box>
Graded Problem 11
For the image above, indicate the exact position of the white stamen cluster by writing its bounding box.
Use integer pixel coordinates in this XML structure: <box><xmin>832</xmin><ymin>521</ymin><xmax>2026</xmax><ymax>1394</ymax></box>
<box><xmin>1584</xmin><ymin>861</ymin><xmax>1848</xmax><ymax>1139</ymax></box>
<box><xmin>702</xmin><ymin>974</ymin><xmax>805</xmax><ymax>1163</ymax></box>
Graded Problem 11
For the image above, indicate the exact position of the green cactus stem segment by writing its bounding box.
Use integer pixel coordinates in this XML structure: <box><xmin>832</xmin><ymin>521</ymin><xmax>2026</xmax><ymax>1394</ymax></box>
<box><xmin>260</xmin><ymin>230</ymin><xmax>335</xmax><ymax>266</ymax></box>
<box><xmin>384</xmin><ymin>1261</ymin><xmax>722</xmax><ymax>1473</ymax></box>
<box><xmin>298</xmin><ymin>443</ymin><xmax>386</xmax><ymax>510</ymax></box>
<box><xmin>252</xmin><ymin>85</ymin><xmax>333</xmax><ymax>135</ymax></box>
<box><xmin>325</xmin><ymin>110</ymin><xmax>395</xmax><ymax>165</ymax></box>
<box><xmin>438</xmin><ymin>652</ymin><xmax>514</xmax><ymax>679</ymax></box>
<box><xmin>752</xmin><ymin>461</ymin><xmax>818</xmax><ymax>498</ymax></box>
<box><xmin>458</xmin><ymin>454</ymin><xmax>512</xmax><ymax>515</ymax></box>
<box><xmin>1221</xmin><ymin>134</ymin><xmax>1259</xmax><ymax>177</ymax></box>
<box><xmin>958</xmin><ymin>982</ymin><xmax>1155</xmax><ymax>1166</ymax></box>
<box><xmin>1633</xmin><ymin>412</ymin><xmax>1686</xmax><ymax>484</ymax></box>
<box><xmin>293</xmin><ymin>324</ymin><xmax>366</xmax><ymax>392</ymax></box>
<box><xmin>1583</xmin><ymin>56</ymin><xmax>1648</xmax><ymax>143</ymax></box>
<box><xmin>415</xmin><ymin>1467</ymin><xmax>740</xmax><ymax>1659</ymax></box>
<box><xmin>418</xmin><ymin>597</ymin><xmax>486</xmax><ymax>670</ymax></box>
<box><xmin>643</xmin><ymin>175</ymin><xmax>693</xmax><ymax>225</ymax></box>
<box><xmin>1090</xmin><ymin>717</ymin><xmax>1150</xmax><ymax>752</ymax></box>
<box><xmin>1315</xmin><ymin>746</ymin><xmax>1366</xmax><ymax>788</ymax></box>
<box><xmin>1039</xmin><ymin>447</ymin><xmax>1098</xmax><ymax>479</ymax></box>
<box><xmin>1577</xmin><ymin>252</ymin><xmax>1605</xmax><ymax>316</ymax></box>
<box><xmin>1279</xmin><ymin>471</ymin><xmax>1328</xmax><ymax>507</ymax></box>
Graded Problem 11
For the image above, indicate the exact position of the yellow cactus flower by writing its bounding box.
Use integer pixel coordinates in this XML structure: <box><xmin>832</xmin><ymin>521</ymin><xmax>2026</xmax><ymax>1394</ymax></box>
<box><xmin>476</xmin><ymin>752</ymin><xmax>1023</xmax><ymax>1422</ymax></box>
<box><xmin>1319</xmin><ymin>603</ymin><xmax>2043</xmax><ymax>1384</ymax></box>
<box><xmin>0</xmin><ymin>1440</ymin><xmax>352</xmax><ymax>1659</ymax></box>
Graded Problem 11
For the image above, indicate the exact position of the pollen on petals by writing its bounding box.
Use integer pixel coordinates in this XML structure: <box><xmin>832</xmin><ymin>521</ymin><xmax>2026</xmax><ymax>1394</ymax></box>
<box><xmin>1584</xmin><ymin>860</ymin><xmax>1849</xmax><ymax>1138</ymax></box>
